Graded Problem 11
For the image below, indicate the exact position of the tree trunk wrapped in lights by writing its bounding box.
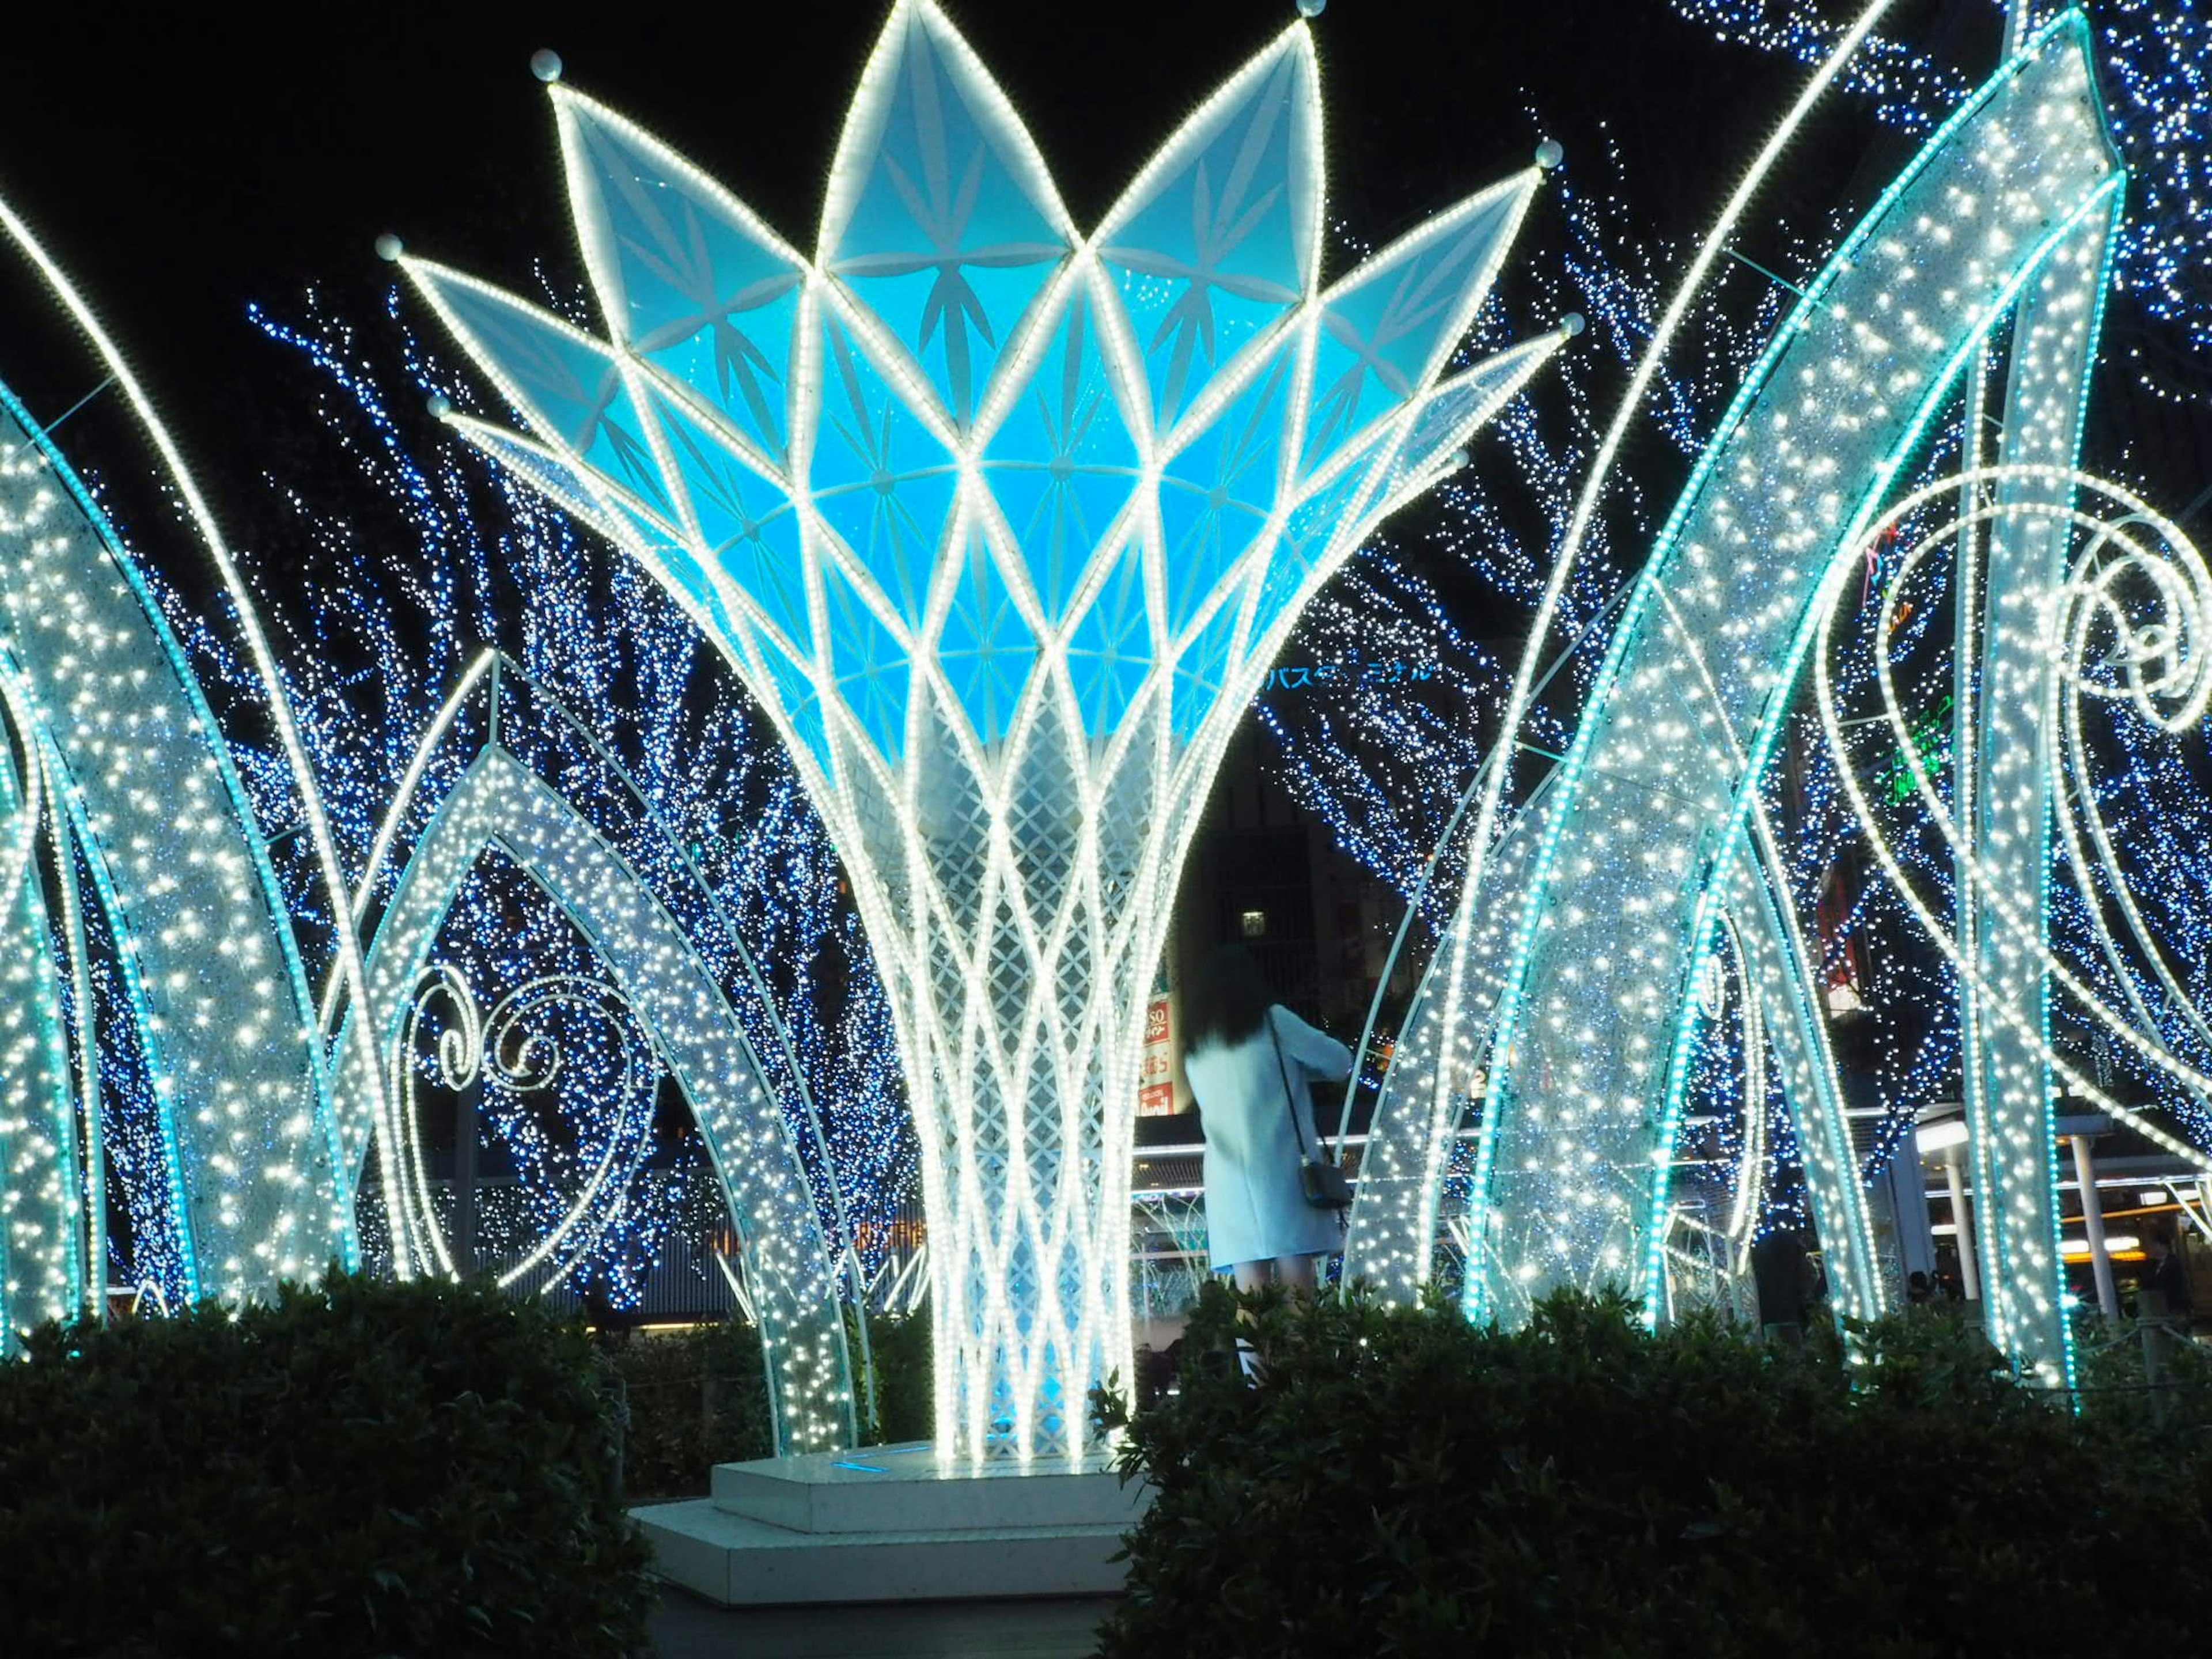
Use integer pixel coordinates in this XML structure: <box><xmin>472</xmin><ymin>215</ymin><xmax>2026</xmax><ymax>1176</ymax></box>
<box><xmin>404</xmin><ymin>0</ymin><xmax>1562</xmax><ymax>1463</ymax></box>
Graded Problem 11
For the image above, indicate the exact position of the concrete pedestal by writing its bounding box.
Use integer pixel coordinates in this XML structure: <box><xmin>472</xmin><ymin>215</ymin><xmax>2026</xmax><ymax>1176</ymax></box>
<box><xmin>634</xmin><ymin>1442</ymin><xmax>1148</xmax><ymax>1607</ymax></box>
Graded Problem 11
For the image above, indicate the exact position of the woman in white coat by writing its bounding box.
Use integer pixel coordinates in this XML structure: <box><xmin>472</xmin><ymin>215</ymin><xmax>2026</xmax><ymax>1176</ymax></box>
<box><xmin>1180</xmin><ymin>945</ymin><xmax>1353</xmax><ymax>1296</ymax></box>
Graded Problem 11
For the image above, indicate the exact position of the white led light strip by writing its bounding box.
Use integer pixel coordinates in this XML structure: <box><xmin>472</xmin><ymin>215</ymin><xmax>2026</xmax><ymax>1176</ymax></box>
<box><xmin>342</xmin><ymin>744</ymin><xmax>858</xmax><ymax>1453</ymax></box>
<box><xmin>407</xmin><ymin>0</ymin><xmax>1558</xmax><ymax>1464</ymax></box>
<box><xmin>1349</xmin><ymin>14</ymin><xmax>2126</xmax><ymax>1349</ymax></box>
<box><xmin>1345</xmin><ymin>0</ymin><xmax>1904</xmax><ymax>1303</ymax></box>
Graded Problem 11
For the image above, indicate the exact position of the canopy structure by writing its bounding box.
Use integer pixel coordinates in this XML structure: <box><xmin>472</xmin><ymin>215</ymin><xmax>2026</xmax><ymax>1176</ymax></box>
<box><xmin>406</xmin><ymin>0</ymin><xmax>1563</xmax><ymax>1462</ymax></box>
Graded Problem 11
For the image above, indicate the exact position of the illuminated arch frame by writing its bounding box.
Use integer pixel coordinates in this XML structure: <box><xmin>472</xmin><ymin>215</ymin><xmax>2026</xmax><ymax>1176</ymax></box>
<box><xmin>1348</xmin><ymin>14</ymin><xmax>2147</xmax><ymax>1386</ymax></box>
<box><xmin>0</xmin><ymin>379</ymin><xmax>353</xmax><ymax>1329</ymax></box>
<box><xmin>338</xmin><ymin>658</ymin><xmax>863</xmax><ymax>1453</ymax></box>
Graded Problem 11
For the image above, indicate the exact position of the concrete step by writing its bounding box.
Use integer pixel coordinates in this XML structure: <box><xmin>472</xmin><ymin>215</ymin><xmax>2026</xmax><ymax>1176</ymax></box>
<box><xmin>710</xmin><ymin>1442</ymin><xmax>1145</xmax><ymax>1535</ymax></box>
<box><xmin>634</xmin><ymin>1498</ymin><xmax>1133</xmax><ymax>1607</ymax></box>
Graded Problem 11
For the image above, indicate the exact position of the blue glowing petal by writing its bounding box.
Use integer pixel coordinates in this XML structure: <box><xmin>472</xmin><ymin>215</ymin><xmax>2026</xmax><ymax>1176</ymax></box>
<box><xmin>412</xmin><ymin>267</ymin><xmax>671</xmax><ymax>512</ymax></box>
<box><xmin>1156</xmin><ymin>336</ymin><xmax>1294</xmax><ymax>633</ymax></box>
<box><xmin>749</xmin><ymin>623</ymin><xmax>831</xmax><ymax>771</ymax></box>
<box><xmin>1354</xmin><ymin>332</ymin><xmax>1560</xmax><ymax>526</ymax></box>
<box><xmin>980</xmin><ymin>284</ymin><xmax>1143</xmax><ymax>623</ymax></box>
<box><xmin>1298</xmin><ymin>176</ymin><xmax>1534</xmax><ymax>481</ymax></box>
<box><xmin>1170</xmin><ymin>595</ymin><xmax>1242</xmax><ymax>744</ymax></box>
<box><xmin>822</xmin><ymin>3</ymin><xmax>1073</xmax><ymax>429</ymax></box>
<box><xmin>937</xmin><ymin>535</ymin><xmax>1038</xmax><ymax>747</ymax></box>
<box><xmin>558</xmin><ymin>91</ymin><xmax>806</xmax><ymax>471</ymax></box>
<box><xmin>647</xmin><ymin>388</ymin><xmax>812</xmax><ymax>650</ymax></box>
<box><xmin>810</xmin><ymin>312</ymin><xmax>961</xmax><ymax>628</ymax></box>
<box><xmin>1099</xmin><ymin>28</ymin><xmax>1319</xmax><ymax>433</ymax></box>
<box><xmin>820</xmin><ymin>561</ymin><xmax>912</xmax><ymax>760</ymax></box>
<box><xmin>1065</xmin><ymin>540</ymin><xmax>1152</xmax><ymax>738</ymax></box>
<box><xmin>1248</xmin><ymin>432</ymin><xmax>1386</xmax><ymax>647</ymax></box>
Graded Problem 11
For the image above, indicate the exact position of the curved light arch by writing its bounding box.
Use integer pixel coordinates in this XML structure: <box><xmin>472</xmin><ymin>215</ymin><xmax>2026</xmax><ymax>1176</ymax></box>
<box><xmin>0</xmin><ymin>381</ymin><xmax>350</xmax><ymax>1306</ymax></box>
<box><xmin>1343</xmin><ymin>0</ymin><xmax>1907</xmax><ymax>1306</ymax></box>
<box><xmin>334</xmin><ymin>651</ymin><xmax>868</xmax><ymax>1289</ymax></box>
<box><xmin>1349</xmin><ymin>15</ymin><xmax>2126</xmax><ymax>1382</ymax></box>
<box><xmin>338</xmin><ymin>741</ymin><xmax>858</xmax><ymax>1453</ymax></box>
<box><xmin>0</xmin><ymin>191</ymin><xmax>402</xmax><ymax>1290</ymax></box>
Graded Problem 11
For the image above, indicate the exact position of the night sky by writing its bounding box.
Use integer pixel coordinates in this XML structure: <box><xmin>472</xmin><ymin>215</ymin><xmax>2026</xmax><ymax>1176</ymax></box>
<box><xmin>0</xmin><ymin>2</ymin><xmax>1816</xmax><ymax>560</ymax></box>
<box><xmin>0</xmin><ymin>1</ymin><xmax>2197</xmax><ymax>618</ymax></box>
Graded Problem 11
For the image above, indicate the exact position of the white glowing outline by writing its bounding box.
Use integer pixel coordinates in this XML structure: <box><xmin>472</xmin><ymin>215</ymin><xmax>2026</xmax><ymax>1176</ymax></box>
<box><xmin>1350</xmin><ymin>13</ymin><xmax>2125</xmax><ymax>1350</ymax></box>
<box><xmin>408</xmin><ymin>0</ymin><xmax>1555</xmax><ymax>1463</ymax></box>
<box><xmin>345</xmin><ymin>745</ymin><xmax>859</xmax><ymax>1452</ymax></box>
<box><xmin>0</xmin><ymin>192</ymin><xmax>394</xmax><ymax>1292</ymax></box>
<box><xmin>1822</xmin><ymin>465</ymin><xmax>2212</xmax><ymax>1142</ymax></box>
<box><xmin>1346</xmin><ymin>0</ymin><xmax>1906</xmax><ymax>1304</ymax></box>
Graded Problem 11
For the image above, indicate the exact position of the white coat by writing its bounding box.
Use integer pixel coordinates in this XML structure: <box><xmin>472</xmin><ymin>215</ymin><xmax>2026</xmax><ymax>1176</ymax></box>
<box><xmin>1184</xmin><ymin>1005</ymin><xmax>1354</xmax><ymax>1271</ymax></box>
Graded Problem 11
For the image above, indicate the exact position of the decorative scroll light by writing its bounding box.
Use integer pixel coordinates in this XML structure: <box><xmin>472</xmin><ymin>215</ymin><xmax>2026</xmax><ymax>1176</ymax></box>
<box><xmin>1816</xmin><ymin>466</ymin><xmax>2212</xmax><ymax>1371</ymax></box>
<box><xmin>403</xmin><ymin>0</ymin><xmax>1563</xmax><ymax>1462</ymax></box>
<box><xmin>342</xmin><ymin>673</ymin><xmax>862</xmax><ymax>1455</ymax></box>
<box><xmin>390</xmin><ymin>964</ymin><xmax>660</xmax><ymax>1296</ymax></box>
<box><xmin>1345</xmin><ymin>13</ymin><xmax>2179</xmax><ymax>1388</ymax></box>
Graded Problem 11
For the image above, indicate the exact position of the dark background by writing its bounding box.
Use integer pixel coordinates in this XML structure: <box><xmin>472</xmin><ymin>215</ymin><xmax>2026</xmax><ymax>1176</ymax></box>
<box><xmin>0</xmin><ymin>0</ymin><xmax>1909</xmax><ymax>574</ymax></box>
<box><xmin>5</xmin><ymin>2</ymin><xmax>2199</xmax><ymax>561</ymax></box>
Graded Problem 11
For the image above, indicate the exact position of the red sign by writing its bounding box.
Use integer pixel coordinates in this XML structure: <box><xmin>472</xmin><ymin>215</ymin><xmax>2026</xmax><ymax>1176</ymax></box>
<box><xmin>1139</xmin><ymin>993</ymin><xmax>1176</xmax><ymax>1116</ymax></box>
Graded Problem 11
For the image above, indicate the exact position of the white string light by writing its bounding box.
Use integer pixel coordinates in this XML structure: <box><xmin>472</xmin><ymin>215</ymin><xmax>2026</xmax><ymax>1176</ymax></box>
<box><xmin>404</xmin><ymin>0</ymin><xmax>1557</xmax><ymax>1463</ymax></box>
<box><xmin>1348</xmin><ymin>16</ymin><xmax>2126</xmax><ymax>1363</ymax></box>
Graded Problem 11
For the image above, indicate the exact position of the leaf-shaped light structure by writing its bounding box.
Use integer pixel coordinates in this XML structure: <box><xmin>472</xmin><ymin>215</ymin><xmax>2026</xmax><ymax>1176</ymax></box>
<box><xmin>409</xmin><ymin>0</ymin><xmax>1561</xmax><ymax>1463</ymax></box>
<box><xmin>0</xmin><ymin>386</ymin><xmax>350</xmax><ymax>1331</ymax></box>
<box><xmin>1344</xmin><ymin>13</ymin><xmax>2131</xmax><ymax>1391</ymax></box>
<box><xmin>338</xmin><ymin>653</ymin><xmax>864</xmax><ymax>1453</ymax></box>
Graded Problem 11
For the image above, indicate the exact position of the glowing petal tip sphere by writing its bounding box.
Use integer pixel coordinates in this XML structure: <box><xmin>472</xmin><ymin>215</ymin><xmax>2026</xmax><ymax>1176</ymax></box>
<box><xmin>406</xmin><ymin>0</ymin><xmax>1558</xmax><ymax>1463</ymax></box>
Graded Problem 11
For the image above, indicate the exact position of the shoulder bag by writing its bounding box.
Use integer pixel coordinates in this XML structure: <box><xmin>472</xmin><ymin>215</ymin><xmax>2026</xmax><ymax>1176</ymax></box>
<box><xmin>1270</xmin><ymin>1021</ymin><xmax>1354</xmax><ymax>1210</ymax></box>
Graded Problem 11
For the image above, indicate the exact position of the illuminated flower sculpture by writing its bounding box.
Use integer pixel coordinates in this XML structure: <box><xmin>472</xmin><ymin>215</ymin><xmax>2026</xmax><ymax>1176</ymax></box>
<box><xmin>403</xmin><ymin>2</ymin><xmax>1563</xmax><ymax>1461</ymax></box>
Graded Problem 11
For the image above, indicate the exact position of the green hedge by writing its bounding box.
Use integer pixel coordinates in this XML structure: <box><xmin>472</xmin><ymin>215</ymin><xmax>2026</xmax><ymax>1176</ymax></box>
<box><xmin>1095</xmin><ymin>1282</ymin><xmax>2212</xmax><ymax>1658</ymax></box>
<box><xmin>0</xmin><ymin>1268</ymin><xmax>652</xmax><ymax>1658</ymax></box>
<box><xmin>609</xmin><ymin>1309</ymin><xmax>934</xmax><ymax>1499</ymax></box>
<box><xmin>856</xmin><ymin>1310</ymin><xmax>934</xmax><ymax>1444</ymax></box>
<box><xmin>609</xmin><ymin>1320</ymin><xmax>773</xmax><ymax>1499</ymax></box>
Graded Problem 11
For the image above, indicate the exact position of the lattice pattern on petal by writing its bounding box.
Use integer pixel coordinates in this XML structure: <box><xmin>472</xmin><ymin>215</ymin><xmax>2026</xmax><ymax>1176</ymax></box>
<box><xmin>557</xmin><ymin>88</ymin><xmax>807</xmax><ymax>471</ymax></box>
<box><xmin>979</xmin><ymin>280</ymin><xmax>1143</xmax><ymax>623</ymax></box>
<box><xmin>1170</xmin><ymin>596</ymin><xmax>1241</xmax><ymax>744</ymax></box>
<box><xmin>746</xmin><ymin>622</ymin><xmax>831</xmax><ymax>772</ymax></box>
<box><xmin>1098</xmin><ymin>26</ymin><xmax>1320</xmax><ymax>434</ymax></box>
<box><xmin>1157</xmin><ymin>333</ymin><xmax>1296</xmax><ymax>633</ymax></box>
<box><xmin>820</xmin><ymin>560</ymin><xmax>912</xmax><ymax>762</ymax></box>
<box><xmin>1247</xmin><ymin>431</ymin><xmax>1387</xmax><ymax>650</ymax></box>
<box><xmin>649</xmin><ymin>388</ymin><xmax>813</xmax><ymax>652</ymax></box>
<box><xmin>820</xmin><ymin>0</ymin><xmax>1074</xmax><ymax>429</ymax></box>
<box><xmin>1297</xmin><ymin>172</ymin><xmax>1539</xmax><ymax>483</ymax></box>
<box><xmin>1065</xmin><ymin>539</ymin><xmax>1152</xmax><ymax>738</ymax></box>
<box><xmin>936</xmin><ymin>532</ymin><xmax>1038</xmax><ymax>748</ymax></box>
<box><xmin>406</xmin><ymin>263</ymin><xmax>670</xmax><ymax>512</ymax></box>
<box><xmin>812</xmin><ymin>310</ymin><xmax>962</xmax><ymax>628</ymax></box>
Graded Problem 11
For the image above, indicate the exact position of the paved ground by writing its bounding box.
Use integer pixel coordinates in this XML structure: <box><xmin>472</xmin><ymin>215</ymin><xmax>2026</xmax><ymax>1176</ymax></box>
<box><xmin>648</xmin><ymin>1585</ymin><xmax>1114</xmax><ymax>1658</ymax></box>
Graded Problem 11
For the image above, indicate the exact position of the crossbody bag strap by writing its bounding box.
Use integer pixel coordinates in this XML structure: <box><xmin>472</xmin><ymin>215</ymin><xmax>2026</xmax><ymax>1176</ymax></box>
<box><xmin>1269</xmin><ymin>1018</ymin><xmax>1324</xmax><ymax>1166</ymax></box>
